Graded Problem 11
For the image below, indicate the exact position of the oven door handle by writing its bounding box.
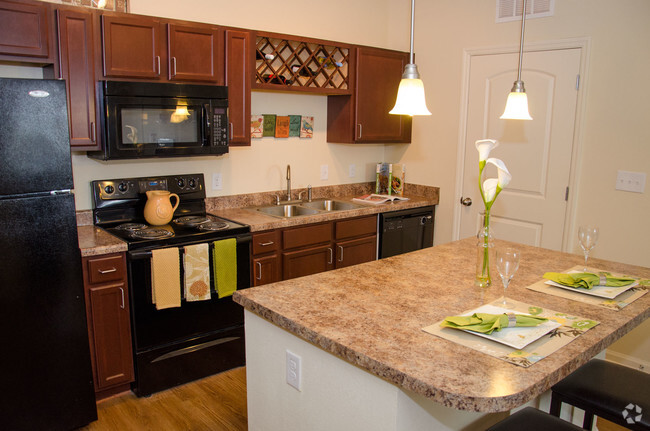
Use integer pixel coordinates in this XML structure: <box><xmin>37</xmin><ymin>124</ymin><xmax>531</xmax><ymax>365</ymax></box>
<box><xmin>127</xmin><ymin>233</ymin><xmax>252</xmax><ymax>260</ymax></box>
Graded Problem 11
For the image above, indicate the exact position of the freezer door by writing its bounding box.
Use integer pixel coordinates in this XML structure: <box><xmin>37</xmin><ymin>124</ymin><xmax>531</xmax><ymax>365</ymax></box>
<box><xmin>0</xmin><ymin>193</ymin><xmax>97</xmax><ymax>430</ymax></box>
<box><xmin>0</xmin><ymin>78</ymin><xmax>73</xmax><ymax>195</ymax></box>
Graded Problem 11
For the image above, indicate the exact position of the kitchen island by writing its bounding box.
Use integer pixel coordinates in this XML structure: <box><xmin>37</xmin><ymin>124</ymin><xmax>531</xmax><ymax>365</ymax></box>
<box><xmin>233</xmin><ymin>238</ymin><xmax>650</xmax><ymax>430</ymax></box>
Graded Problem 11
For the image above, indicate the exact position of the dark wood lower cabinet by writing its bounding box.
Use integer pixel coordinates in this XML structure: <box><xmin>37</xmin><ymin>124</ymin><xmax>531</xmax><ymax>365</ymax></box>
<box><xmin>252</xmin><ymin>215</ymin><xmax>377</xmax><ymax>286</ymax></box>
<box><xmin>82</xmin><ymin>252</ymin><xmax>134</xmax><ymax>400</ymax></box>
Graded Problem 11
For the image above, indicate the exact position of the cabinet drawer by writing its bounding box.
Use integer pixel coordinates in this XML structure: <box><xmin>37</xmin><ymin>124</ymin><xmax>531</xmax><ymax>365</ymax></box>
<box><xmin>335</xmin><ymin>215</ymin><xmax>376</xmax><ymax>240</ymax></box>
<box><xmin>252</xmin><ymin>230</ymin><xmax>281</xmax><ymax>255</ymax></box>
<box><xmin>283</xmin><ymin>222</ymin><xmax>332</xmax><ymax>250</ymax></box>
<box><xmin>87</xmin><ymin>255</ymin><xmax>125</xmax><ymax>284</ymax></box>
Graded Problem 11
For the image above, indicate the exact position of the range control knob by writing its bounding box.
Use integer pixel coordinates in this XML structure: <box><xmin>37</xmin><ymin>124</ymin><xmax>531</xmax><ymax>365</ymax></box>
<box><xmin>104</xmin><ymin>185</ymin><xmax>114</xmax><ymax>194</ymax></box>
<box><xmin>177</xmin><ymin>178</ymin><xmax>185</xmax><ymax>188</ymax></box>
<box><xmin>117</xmin><ymin>182</ymin><xmax>128</xmax><ymax>192</ymax></box>
<box><xmin>188</xmin><ymin>178</ymin><xmax>196</xmax><ymax>188</ymax></box>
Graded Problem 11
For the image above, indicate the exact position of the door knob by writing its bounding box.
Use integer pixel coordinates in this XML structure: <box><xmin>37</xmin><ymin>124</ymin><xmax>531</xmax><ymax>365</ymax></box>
<box><xmin>460</xmin><ymin>197</ymin><xmax>472</xmax><ymax>206</ymax></box>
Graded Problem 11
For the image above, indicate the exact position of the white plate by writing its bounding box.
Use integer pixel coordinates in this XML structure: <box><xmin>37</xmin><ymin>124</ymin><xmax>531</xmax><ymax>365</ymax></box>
<box><xmin>454</xmin><ymin>304</ymin><xmax>561</xmax><ymax>350</ymax></box>
<box><xmin>544</xmin><ymin>279</ymin><xmax>638</xmax><ymax>299</ymax></box>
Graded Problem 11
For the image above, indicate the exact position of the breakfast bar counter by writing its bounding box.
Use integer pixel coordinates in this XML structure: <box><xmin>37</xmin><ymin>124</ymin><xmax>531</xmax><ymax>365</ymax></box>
<box><xmin>233</xmin><ymin>238</ymin><xmax>650</xmax><ymax>430</ymax></box>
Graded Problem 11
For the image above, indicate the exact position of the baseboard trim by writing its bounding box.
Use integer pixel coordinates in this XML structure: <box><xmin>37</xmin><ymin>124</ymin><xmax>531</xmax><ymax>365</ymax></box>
<box><xmin>605</xmin><ymin>349</ymin><xmax>650</xmax><ymax>374</ymax></box>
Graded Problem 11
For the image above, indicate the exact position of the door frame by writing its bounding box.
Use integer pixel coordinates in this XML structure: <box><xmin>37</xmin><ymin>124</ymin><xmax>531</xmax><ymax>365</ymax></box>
<box><xmin>453</xmin><ymin>38</ymin><xmax>591</xmax><ymax>253</ymax></box>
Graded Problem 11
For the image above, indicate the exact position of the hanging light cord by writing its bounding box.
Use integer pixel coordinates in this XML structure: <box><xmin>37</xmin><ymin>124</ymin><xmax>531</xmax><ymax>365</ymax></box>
<box><xmin>516</xmin><ymin>0</ymin><xmax>527</xmax><ymax>83</ymax></box>
<box><xmin>409</xmin><ymin>0</ymin><xmax>415</xmax><ymax>64</ymax></box>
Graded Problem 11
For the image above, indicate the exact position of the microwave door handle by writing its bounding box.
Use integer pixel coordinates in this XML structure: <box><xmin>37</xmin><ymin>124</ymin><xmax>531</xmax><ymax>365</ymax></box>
<box><xmin>202</xmin><ymin>104</ymin><xmax>210</xmax><ymax>145</ymax></box>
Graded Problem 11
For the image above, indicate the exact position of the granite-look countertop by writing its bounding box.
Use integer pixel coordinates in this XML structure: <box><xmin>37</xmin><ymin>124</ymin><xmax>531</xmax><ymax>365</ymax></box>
<box><xmin>233</xmin><ymin>238</ymin><xmax>650</xmax><ymax>412</ymax></box>
<box><xmin>77</xmin><ymin>225</ymin><xmax>127</xmax><ymax>257</ymax></box>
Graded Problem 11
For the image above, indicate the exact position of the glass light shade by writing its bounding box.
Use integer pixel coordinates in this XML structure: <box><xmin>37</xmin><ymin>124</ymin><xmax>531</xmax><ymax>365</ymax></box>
<box><xmin>500</xmin><ymin>91</ymin><xmax>532</xmax><ymax>120</ymax></box>
<box><xmin>389</xmin><ymin>78</ymin><xmax>431</xmax><ymax>116</ymax></box>
<box><xmin>95</xmin><ymin>0</ymin><xmax>107</xmax><ymax>8</ymax></box>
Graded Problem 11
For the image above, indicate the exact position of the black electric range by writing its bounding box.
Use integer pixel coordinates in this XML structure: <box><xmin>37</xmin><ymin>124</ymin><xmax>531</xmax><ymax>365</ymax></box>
<box><xmin>91</xmin><ymin>173</ymin><xmax>251</xmax><ymax>396</ymax></box>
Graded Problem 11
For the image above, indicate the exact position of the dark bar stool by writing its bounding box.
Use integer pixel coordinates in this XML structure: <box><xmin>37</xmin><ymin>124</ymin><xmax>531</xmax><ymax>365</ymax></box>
<box><xmin>550</xmin><ymin>359</ymin><xmax>650</xmax><ymax>430</ymax></box>
<box><xmin>487</xmin><ymin>407</ymin><xmax>583</xmax><ymax>431</ymax></box>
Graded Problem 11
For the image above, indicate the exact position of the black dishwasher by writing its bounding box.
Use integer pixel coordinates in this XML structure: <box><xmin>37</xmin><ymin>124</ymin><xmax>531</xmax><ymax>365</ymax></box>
<box><xmin>378</xmin><ymin>206</ymin><xmax>435</xmax><ymax>258</ymax></box>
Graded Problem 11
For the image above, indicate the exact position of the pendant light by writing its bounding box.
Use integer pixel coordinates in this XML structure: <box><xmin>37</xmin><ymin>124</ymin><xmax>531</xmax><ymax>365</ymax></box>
<box><xmin>389</xmin><ymin>0</ymin><xmax>431</xmax><ymax>116</ymax></box>
<box><xmin>500</xmin><ymin>0</ymin><xmax>532</xmax><ymax>120</ymax></box>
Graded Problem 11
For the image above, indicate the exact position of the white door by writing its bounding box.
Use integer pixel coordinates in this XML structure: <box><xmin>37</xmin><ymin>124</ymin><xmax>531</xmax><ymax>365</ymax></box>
<box><xmin>459</xmin><ymin>48</ymin><xmax>581</xmax><ymax>250</ymax></box>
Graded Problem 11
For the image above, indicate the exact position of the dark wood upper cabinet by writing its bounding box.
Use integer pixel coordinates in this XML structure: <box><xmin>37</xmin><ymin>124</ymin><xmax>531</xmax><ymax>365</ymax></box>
<box><xmin>0</xmin><ymin>0</ymin><xmax>54</xmax><ymax>62</ymax></box>
<box><xmin>57</xmin><ymin>8</ymin><xmax>98</xmax><ymax>150</ymax></box>
<box><xmin>225</xmin><ymin>29</ymin><xmax>252</xmax><ymax>146</ymax></box>
<box><xmin>101</xmin><ymin>14</ymin><xmax>163</xmax><ymax>79</ymax></box>
<box><xmin>167</xmin><ymin>23</ymin><xmax>223</xmax><ymax>84</ymax></box>
<box><xmin>327</xmin><ymin>47</ymin><xmax>411</xmax><ymax>144</ymax></box>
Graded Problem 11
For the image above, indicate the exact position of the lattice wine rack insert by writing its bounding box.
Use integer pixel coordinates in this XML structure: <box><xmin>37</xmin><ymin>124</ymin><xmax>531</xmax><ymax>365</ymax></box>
<box><xmin>255</xmin><ymin>35</ymin><xmax>350</xmax><ymax>93</ymax></box>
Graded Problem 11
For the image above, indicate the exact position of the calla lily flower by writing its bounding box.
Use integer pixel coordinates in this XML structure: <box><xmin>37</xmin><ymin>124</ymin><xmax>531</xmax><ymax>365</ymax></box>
<box><xmin>485</xmin><ymin>158</ymin><xmax>512</xmax><ymax>189</ymax></box>
<box><xmin>475</xmin><ymin>139</ymin><xmax>499</xmax><ymax>162</ymax></box>
<box><xmin>482</xmin><ymin>178</ymin><xmax>499</xmax><ymax>203</ymax></box>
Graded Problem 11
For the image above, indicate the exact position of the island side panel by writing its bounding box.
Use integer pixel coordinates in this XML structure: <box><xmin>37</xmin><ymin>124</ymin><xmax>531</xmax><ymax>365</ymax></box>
<box><xmin>244</xmin><ymin>311</ymin><xmax>504</xmax><ymax>431</ymax></box>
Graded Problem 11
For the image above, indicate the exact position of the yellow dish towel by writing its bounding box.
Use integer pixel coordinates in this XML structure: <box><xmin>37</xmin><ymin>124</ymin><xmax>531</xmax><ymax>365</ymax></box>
<box><xmin>151</xmin><ymin>247</ymin><xmax>181</xmax><ymax>310</ymax></box>
<box><xmin>183</xmin><ymin>243</ymin><xmax>211</xmax><ymax>302</ymax></box>
<box><xmin>213</xmin><ymin>238</ymin><xmax>237</xmax><ymax>299</ymax></box>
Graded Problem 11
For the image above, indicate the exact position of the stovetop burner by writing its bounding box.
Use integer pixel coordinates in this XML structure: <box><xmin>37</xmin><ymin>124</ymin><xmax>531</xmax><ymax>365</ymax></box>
<box><xmin>197</xmin><ymin>221</ymin><xmax>229</xmax><ymax>231</ymax></box>
<box><xmin>173</xmin><ymin>216</ymin><xmax>210</xmax><ymax>226</ymax></box>
<box><xmin>131</xmin><ymin>228</ymin><xmax>174</xmax><ymax>240</ymax></box>
<box><xmin>115</xmin><ymin>223</ymin><xmax>148</xmax><ymax>231</ymax></box>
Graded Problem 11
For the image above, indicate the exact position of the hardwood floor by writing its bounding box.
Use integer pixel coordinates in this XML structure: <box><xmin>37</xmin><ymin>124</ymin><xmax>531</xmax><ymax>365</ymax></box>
<box><xmin>82</xmin><ymin>367</ymin><xmax>248</xmax><ymax>431</ymax></box>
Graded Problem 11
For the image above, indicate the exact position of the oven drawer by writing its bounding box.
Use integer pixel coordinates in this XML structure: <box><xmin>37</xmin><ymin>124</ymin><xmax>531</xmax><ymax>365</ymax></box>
<box><xmin>87</xmin><ymin>254</ymin><xmax>126</xmax><ymax>284</ymax></box>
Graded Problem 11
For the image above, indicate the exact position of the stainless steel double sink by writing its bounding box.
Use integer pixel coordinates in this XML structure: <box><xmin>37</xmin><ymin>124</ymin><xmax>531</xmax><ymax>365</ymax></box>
<box><xmin>249</xmin><ymin>199</ymin><xmax>364</xmax><ymax>218</ymax></box>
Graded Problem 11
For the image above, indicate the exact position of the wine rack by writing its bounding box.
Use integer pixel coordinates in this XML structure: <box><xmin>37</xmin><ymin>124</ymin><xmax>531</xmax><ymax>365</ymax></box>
<box><xmin>254</xmin><ymin>32</ymin><xmax>351</xmax><ymax>95</ymax></box>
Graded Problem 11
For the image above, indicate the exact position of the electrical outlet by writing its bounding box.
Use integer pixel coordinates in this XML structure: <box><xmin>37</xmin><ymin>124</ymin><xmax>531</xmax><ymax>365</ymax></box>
<box><xmin>286</xmin><ymin>350</ymin><xmax>301</xmax><ymax>391</ymax></box>
<box><xmin>212</xmin><ymin>173</ymin><xmax>222</xmax><ymax>191</ymax></box>
<box><xmin>616</xmin><ymin>170</ymin><xmax>646</xmax><ymax>193</ymax></box>
<box><xmin>320</xmin><ymin>164</ymin><xmax>329</xmax><ymax>181</ymax></box>
<box><xmin>348</xmin><ymin>164</ymin><xmax>356</xmax><ymax>178</ymax></box>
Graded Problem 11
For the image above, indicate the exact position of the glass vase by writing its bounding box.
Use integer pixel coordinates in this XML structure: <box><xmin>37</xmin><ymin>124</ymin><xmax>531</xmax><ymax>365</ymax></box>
<box><xmin>475</xmin><ymin>211</ymin><xmax>493</xmax><ymax>288</ymax></box>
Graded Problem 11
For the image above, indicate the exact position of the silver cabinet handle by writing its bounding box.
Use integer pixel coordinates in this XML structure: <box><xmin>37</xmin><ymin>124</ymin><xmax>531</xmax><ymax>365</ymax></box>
<box><xmin>338</xmin><ymin>245</ymin><xmax>344</xmax><ymax>262</ymax></box>
<box><xmin>259</xmin><ymin>241</ymin><xmax>274</xmax><ymax>246</ymax></box>
<box><xmin>256</xmin><ymin>261</ymin><xmax>262</xmax><ymax>280</ymax></box>
<box><xmin>98</xmin><ymin>267</ymin><xmax>117</xmax><ymax>274</ymax></box>
<box><xmin>90</xmin><ymin>122</ymin><xmax>96</xmax><ymax>142</ymax></box>
<box><xmin>156</xmin><ymin>56</ymin><xmax>161</xmax><ymax>76</ymax></box>
<box><xmin>328</xmin><ymin>247</ymin><xmax>333</xmax><ymax>265</ymax></box>
<box><xmin>119</xmin><ymin>287</ymin><xmax>125</xmax><ymax>309</ymax></box>
<box><xmin>357</xmin><ymin>124</ymin><xmax>362</xmax><ymax>139</ymax></box>
<box><xmin>460</xmin><ymin>197</ymin><xmax>472</xmax><ymax>206</ymax></box>
<box><xmin>229</xmin><ymin>122</ymin><xmax>233</xmax><ymax>140</ymax></box>
<box><xmin>172</xmin><ymin>57</ymin><xmax>177</xmax><ymax>77</ymax></box>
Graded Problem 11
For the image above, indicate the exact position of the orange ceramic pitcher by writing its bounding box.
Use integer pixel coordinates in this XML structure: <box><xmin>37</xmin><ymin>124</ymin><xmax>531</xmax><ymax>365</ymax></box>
<box><xmin>144</xmin><ymin>190</ymin><xmax>180</xmax><ymax>225</ymax></box>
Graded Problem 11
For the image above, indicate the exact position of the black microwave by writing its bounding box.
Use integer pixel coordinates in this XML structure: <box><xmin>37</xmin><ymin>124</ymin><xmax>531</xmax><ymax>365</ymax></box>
<box><xmin>88</xmin><ymin>81</ymin><xmax>228</xmax><ymax>160</ymax></box>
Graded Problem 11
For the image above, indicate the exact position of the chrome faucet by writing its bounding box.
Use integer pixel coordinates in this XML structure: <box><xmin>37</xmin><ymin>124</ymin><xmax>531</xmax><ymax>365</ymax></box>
<box><xmin>286</xmin><ymin>164</ymin><xmax>291</xmax><ymax>201</ymax></box>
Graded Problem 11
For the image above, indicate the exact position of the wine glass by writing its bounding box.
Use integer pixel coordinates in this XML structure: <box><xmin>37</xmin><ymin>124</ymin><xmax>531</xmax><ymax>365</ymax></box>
<box><xmin>496</xmin><ymin>248</ymin><xmax>520</xmax><ymax>308</ymax></box>
<box><xmin>578</xmin><ymin>226</ymin><xmax>599</xmax><ymax>271</ymax></box>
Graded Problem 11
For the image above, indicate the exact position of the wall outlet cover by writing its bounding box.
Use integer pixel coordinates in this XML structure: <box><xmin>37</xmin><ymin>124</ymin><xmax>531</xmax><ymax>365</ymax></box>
<box><xmin>320</xmin><ymin>164</ymin><xmax>329</xmax><ymax>181</ymax></box>
<box><xmin>616</xmin><ymin>170</ymin><xmax>646</xmax><ymax>193</ymax></box>
<box><xmin>286</xmin><ymin>350</ymin><xmax>301</xmax><ymax>391</ymax></box>
<box><xmin>349</xmin><ymin>164</ymin><xmax>356</xmax><ymax>178</ymax></box>
<box><xmin>212</xmin><ymin>173</ymin><xmax>222</xmax><ymax>190</ymax></box>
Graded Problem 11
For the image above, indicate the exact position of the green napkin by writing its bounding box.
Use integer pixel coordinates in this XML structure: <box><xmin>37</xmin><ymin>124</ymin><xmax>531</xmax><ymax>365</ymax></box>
<box><xmin>543</xmin><ymin>272</ymin><xmax>636</xmax><ymax>290</ymax></box>
<box><xmin>440</xmin><ymin>313</ymin><xmax>548</xmax><ymax>335</ymax></box>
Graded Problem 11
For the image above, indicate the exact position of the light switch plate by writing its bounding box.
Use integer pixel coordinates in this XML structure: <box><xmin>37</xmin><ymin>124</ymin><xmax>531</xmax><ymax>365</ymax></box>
<box><xmin>212</xmin><ymin>173</ymin><xmax>222</xmax><ymax>190</ymax></box>
<box><xmin>349</xmin><ymin>164</ymin><xmax>356</xmax><ymax>178</ymax></box>
<box><xmin>320</xmin><ymin>164</ymin><xmax>329</xmax><ymax>180</ymax></box>
<box><xmin>616</xmin><ymin>170</ymin><xmax>645</xmax><ymax>193</ymax></box>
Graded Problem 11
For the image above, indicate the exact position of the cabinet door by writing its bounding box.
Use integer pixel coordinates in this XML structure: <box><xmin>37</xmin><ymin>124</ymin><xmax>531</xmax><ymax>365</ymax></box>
<box><xmin>57</xmin><ymin>8</ymin><xmax>98</xmax><ymax>150</ymax></box>
<box><xmin>168</xmin><ymin>23</ymin><xmax>223</xmax><ymax>83</ymax></box>
<box><xmin>225</xmin><ymin>29</ymin><xmax>252</xmax><ymax>146</ymax></box>
<box><xmin>335</xmin><ymin>235</ymin><xmax>377</xmax><ymax>269</ymax></box>
<box><xmin>354</xmin><ymin>47</ymin><xmax>411</xmax><ymax>143</ymax></box>
<box><xmin>101</xmin><ymin>14</ymin><xmax>162</xmax><ymax>79</ymax></box>
<box><xmin>88</xmin><ymin>282</ymin><xmax>134</xmax><ymax>390</ymax></box>
<box><xmin>252</xmin><ymin>253</ymin><xmax>281</xmax><ymax>286</ymax></box>
<box><xmin>0</xmin><ymin>0</ymin><xmax>52</xmax><ymax>60</ymax></box>
<box><xmin>283</xmin><ymin>244</ymin><xmax>333</xmax><ymax>280</ymax></box>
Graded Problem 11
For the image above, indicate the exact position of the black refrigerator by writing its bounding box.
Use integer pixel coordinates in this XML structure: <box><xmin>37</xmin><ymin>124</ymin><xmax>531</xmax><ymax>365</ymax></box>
<box><xmin>0</xmin><ymin>78</ymin><xmax>97</xmax><ymax>430</ymax></box>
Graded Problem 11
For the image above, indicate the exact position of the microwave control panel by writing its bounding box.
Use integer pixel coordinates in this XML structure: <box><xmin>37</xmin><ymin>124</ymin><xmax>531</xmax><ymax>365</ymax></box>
<box><xmin>212</xmin><ymin>107</ymin><xmax>228</xmax><ymax>147</ymax></box>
